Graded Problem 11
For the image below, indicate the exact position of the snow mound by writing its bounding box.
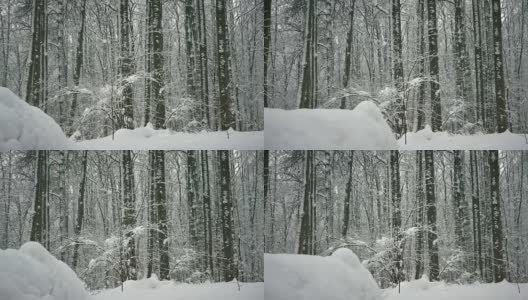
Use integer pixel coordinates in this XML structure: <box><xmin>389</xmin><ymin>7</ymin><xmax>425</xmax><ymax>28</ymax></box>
<box><xmin>265</xmin><ymin>101</ymin><xmax>398</xmax><ymax>149</ymax></box>
<box><xmin>265</xmin><ymin>248</ymin><xmax>381</xmax><ymax>300</ymax></box>
<box><xmin>77</xmin><ymin>126</ymin><xmax>264</xmax><ymax>150</ymax></box>
<box><xmin>383</xmin><ymin>276</ymin><xmax>528</xmax><ymax>300</ymax></box>
<box><xmin>398</xmin><ymin>125</ymin><xmax>528</xmax><ymax>150</ymax></box>
<box><xmin>94</xmin><ymin>278</ymin><xmax>263</xmax><ymax>300</ymax></box>
<box><xmin>0</xmin><ymin>241</ymin><xmax>89</xmax><ymax>300</ymax></box>
<box><xmin>0</xmin><ymin>87</ymin><xmax>71</xmax><ymax>150</ymax></box>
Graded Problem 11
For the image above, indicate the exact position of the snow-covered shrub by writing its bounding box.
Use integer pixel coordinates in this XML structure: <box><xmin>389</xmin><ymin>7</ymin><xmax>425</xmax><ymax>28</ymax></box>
<box><xmin>165</xmin><ymin>97</ymin><xmax>208</xmax><ymax>133</ymax></box>
<box><xmin>171</xmin><ymin>248</ymin><xmax>210</xmax><ymax>283</ymax></box>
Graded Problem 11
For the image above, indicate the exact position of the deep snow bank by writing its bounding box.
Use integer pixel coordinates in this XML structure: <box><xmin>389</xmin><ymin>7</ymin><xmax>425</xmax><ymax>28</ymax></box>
<box><xmin>264</xmin><ymin>248</ymin><xmax>381</xmax><ymax>300</ymax></box>
<box><xmin>383</xmin><ymin>276</ymin><xmax>528</xmax><ymax>300</ymax></box>
<box><xmin>265</xmin><ymin>101</ymin><xmax>398</xmax><ymax>149</ymax></box>
<box><xmin>0</xmin><ymin>87</ymin><xmax>71</xmax><ymax>150</ymax></box>
<box><xmin>398</xmin><ymin>126</ymin><xmax>528</xmax><ymax>150</ymax></box>
<box><xmin>93</xmin><ymin>277</ymin><xmax>263</xmax><ymax>300</ymax></box>
<box><xmin>0</xmin><ymin>242</ymin><xmax>90</xmax><ymax>300</ymax></box>
<box><xmin>77</xmin><ymin>125</ymin><xmax>264</xmax><ymax>150</ymax></box>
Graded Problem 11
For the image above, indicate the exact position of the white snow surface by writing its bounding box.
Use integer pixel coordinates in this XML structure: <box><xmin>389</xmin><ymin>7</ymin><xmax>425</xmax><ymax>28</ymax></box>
<box><xmin>93</xmin><ymin>277</ymin><xmax>263</xmax><ymax>300</ymax></box>
<box><xmin>265</xmin><ymin>248</ymin><xmax>381</xmax><ymax>300</ymax></box>
<box><xmin>398</xmin><ymin>125</ymin><xmax>528</xmax><ymax>150</ymax></box>
<box><xmin>77</xmin><ymin>125</ymin><xmax>264</xmax><ymax>150</ymax></box>
<box><xmin>0</xmin><ymin>87</ymin><xmax>263</xmax><ymax>150</ymax></box>
<box><xmin>265</xmin><ymin>102</ymin><xmax>398</xmax><ymax>150</ymax></box>
<box><xmin>0</xmin><ymin>87</ymin><xmax>72</xmax><ymax>150</ymax></box>
<box><xmin>0</xmin><ymin>242</ymin><xmax>90</xmax><ymax>300</ymax></box>
<box><xmin>383</xmin><ymin>276</ymin><xmax>528</xmax><ymax>300</ymax></box>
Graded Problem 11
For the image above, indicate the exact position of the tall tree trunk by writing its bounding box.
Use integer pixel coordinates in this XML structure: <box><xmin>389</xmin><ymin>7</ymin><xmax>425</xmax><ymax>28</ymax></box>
<box><xmin>424</xmin><ymin>150</ymin><xmax>439</xmax><ymax>281</ymax></box>
<box><xmin>68</xmin><ymin>0</ymin><xmax>87</xmax><ymax>135</ymax></box>
<box><xmin>341</xmin><ymin>0</ymin><xmax>356</xmax><ymax>109</ymax></box>
<box><xmin>491</xmin><ymin>0</ymin><xmax>509</xmax><ymax>132</ymax></box>
<box><xmin>470</xmin><ymin>151</ymin><xmax>483</xmax><ymax>277</ymax></box>
<box><xmin>488</xmin><ymin>150</ymin><xmax>505</xmax><ymax>281</ymax></box>
<box><xmin>263</xmin><ymin>0</ymin><xmax>272</xmax><ymax>108</ymax></box>
<box><xmin>120</xmin><ymin>0</ymin><xmax>135</xmax><ymax>130</ymax></box>
<box><xmin>415</xmin><ymin>0</ymin><xmax>426</xmax><ymax>131</ymax></box>
<box><xmin>299</xmin><ymin>150</ymin><xmax>315</xmax><ymax>254</ymax></box>
<box><xmin>299</xmin><ymin>0</ymin><xmax>317</xmax><ymax>109</ymax></box>
<box><xmin>26</xmin><ymin>0</ymin><xmax>47</xmax><ymax>109</ymax></box>
<box><xmin>72</xmin><ymin>151</ymin><xmax>88</xmax><ymax>271</ymax></box>
<box><xmin>122</xmin><ymin>150</ymin><xmax>137</xmax><ymax>280</ymax></box>
<box><xmin>454</xmin><ymin>0</ymin><xmax>471</xmax><ymax>128</ymax></box>
<box><xmin>341</xmin><ymin>151</ymin><xmax>354</xmax><ymax>238</ymax></box>
<box><xmin>153</xmin><ymin>150</ymin><xmax>169</xmax><ymax>280</ymax></box>
<box><xmin>219</xmin><ymin>150</ymin><xmax>236</xmax><ymax>281</ymax></box>
<box><xmin>263</xmin><ymin>150</ymin><xmax>270</xmax><ymax>252</ymax></box>
<box><xmin>392</xmin><ymin>0</ymin><xmax>405</xmax><ymax>136</ymax></box>
<box><xmin>147</xmin><ymin>0</ymin><xmax>166</xmax><ymax>130</ymax></box>
<box><xmin>415</xmin><ymin>150</ymin><xmax>424</xmax><ymax>279</ymax></box>
<box><xmin>216</xmin><ymin>0</ymin><xmax>236</xmax><ymax>130</ymax></box>
<box><xmin>427</xmin><ymin>0</ymin><xmax>442</xmax><ymax>131</ymax></box>
<box><xmin>390</xmin><ymin>150</ymin><xmax>402</xmax><ymax>284</ymax></box>
<box><xmin>30</xmin><ymin>151</ymin><xmax>48</xmax><ymax>246</ymax></box>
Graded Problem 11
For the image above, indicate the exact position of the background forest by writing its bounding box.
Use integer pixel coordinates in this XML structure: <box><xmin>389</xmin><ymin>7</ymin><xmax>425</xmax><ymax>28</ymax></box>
<box><xmin>269</xmin><ymin>0</ymin><xmax>528</xmax><ymax>135</ymax></box>
<box><xmin>0</xmin><ymin>0</ymin><xmax>265</xmax><ymax>139</ymax></box>
<box><xmin>264</xmin><ymin>151</ymin><xmax>527</xmax><ymax>288</ymax></box>
<box><xmin>0</xmin><ymin>150</ymin><xmax>264</xmax><ymax>290</ymax></box>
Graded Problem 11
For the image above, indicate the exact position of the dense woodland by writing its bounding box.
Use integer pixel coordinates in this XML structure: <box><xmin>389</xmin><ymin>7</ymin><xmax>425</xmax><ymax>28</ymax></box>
<box><xmin>0</xmin><ymin>0</ymin><xmax>266</xmax><ymax>138</ymax></box>
<box><xmin>0</xmin><ymin>150</ymin><xmax>264</xmax><ymax>289</ymax></box>
<box><xmin>264</xmin><ymin>150</ymin><xmax>528</xmax><ymax>287</ymax></box>
<box><xmin>269</xmin><ymin>0</ymin><xmax>528</xmax><ymax>135</ymax></box>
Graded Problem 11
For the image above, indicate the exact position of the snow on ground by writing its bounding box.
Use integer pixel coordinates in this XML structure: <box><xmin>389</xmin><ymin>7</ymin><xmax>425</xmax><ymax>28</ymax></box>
<box><xmin>383</xmin><ymin>276</ymin><xmax>528</xmax><ymax>300</ymax></box>
<box><xmin>93</xmin><ymin>276</ymin><xmax>263</xmax><ymax>300</ymax></box>
<box><xmin>0</xmin><ymin>242</ymin><xmax>90</xmax><ymax>300</ymax></box>
<box><xmin>265</xmin><ymin>248</ymin><xmax>381</xmax><ymax>300</ymax></box>
<box><xmin>0</xmin><ymin>87</ymin><xmax>72</xmax><ymax>150</ymax></box>
<box><xmin>265</xmin><ymin>101</ymin><xmax>398</xmax><ymax>150</ymax></box>
<box><xmin>77</xmin><ymin>125</ymin><xmax>264</xmax><ymax>150</ymax></box>
<box><xmin>398</xmin><ymin>125</ymin><xmax>528</xmax><ymax>150</ymax></box>
<box><xmin>0</xmin><ymin>87</ymin><xmax>263</xmax><ymax>150</ymax></box>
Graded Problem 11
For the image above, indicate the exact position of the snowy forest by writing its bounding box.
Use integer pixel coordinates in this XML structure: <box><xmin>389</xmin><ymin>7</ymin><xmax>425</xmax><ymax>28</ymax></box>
<box><xmin>0</xmin><ymin>150</ymin><xmax>264</xmax><ymax>299</ymax></box>
<box><xmin>265</xmin><ymin>0</ymin><xmax>528</xmax><ymax>149</ymax></box>
<box><xmin>264</xmin><ymin>150</ymin><xmax>528</xmax><ymax>299</ymax></box>
<box><xmin>0</xmin><ymin>0</ymin><xmax>266</xmax><ymax>149</ymax></box>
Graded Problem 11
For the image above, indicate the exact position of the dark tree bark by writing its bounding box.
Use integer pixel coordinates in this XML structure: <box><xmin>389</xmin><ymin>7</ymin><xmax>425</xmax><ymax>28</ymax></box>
<box><xmin>26</xmin><ymin>0</ymin><xmax>47</xmax><ymax>109</ymax></box>
<box><xmin>201</xmin><ymin>151</ymin><xmax>214</xmax><ymax>275</ymax></box>
<box><xmin>68</xmin><ymin>0</ymin><xmax>87</xmax><ymax>135</ymax></box>
<box><xmin>72</xmin><ymin>151</ymin><xmax>88</xmax><ymax>271</ymax></box>
<box><xmin>119</xmin><ymin>0</ymin><xmax>135</xmax><ymax>130</ymax></box>
<box><xmin>263</xmin><ymin>0</ymin><xmax>272</xmax><ymax>108</ymax></box>
<box><xmin>415</xmin><ymin>150</ymin><xmax>424</xmax><ymax>279</ymax></box>
<box><xmin>390</xmin><ymin>150</ymin><xmax>402</xmax><ymax>284</ymax></box>
<box><xmin>488</xmin><ymin>150</ymin><xmax>505</xmax><ymax>281</ymax></box>
<box><xmin>219</xmin><ymin>150</ymin><xmax>236</xmax><ymax>281</ymax></box>
<box><xmin>299</xmin><ymin>150</ymin><xmax>315</xmax><ymax>254</ymax></box>
<box><xmin>264</xmin><ymin>150</ymin><xmax>270</xmax><ymax>252</ymax></box>
<box><xmin>491</xmin><ymin>0</ymin><xmax>509</xmax><ymax>132</ymax></box>
<box><xmin>122</xmin><ymin>150</ymin><xmax>137</xmax><ymax>280</ymax></box>
<box><xmin>216</xmin><ymin>0</ymin><xmax>236</xmax><ymax>130</ymax></box>
<box><xmin>153</xmin><ymin>150</ymin><xmax>169</xmax><ymax>280</ymax></box>
<box><xmin>341</xmin><ymin>151</ymin><xmax>354</xmax><ymax>238</ymax></box>
<box><xmin>424</xmin><ymin>150</ymin><xmax>439</xmax><ymax>281</ymax></box>
<box><xmin>340</xmin><ymin>0</ymin><xmax>356</xmax><ymax>109</ymax></box>
<box><xmin>299</xmin><ymin>0</ymin><xmax>317</xmax><ymax>109</ymax></box>
<box><xmin>30</xmin><ymin>151</ymin><xmax>48</xmax><ymax>246</ymax></box>
<box><xmin>470</xmin><ymin>151</ymin><xmax>483</xmax><ymax>277</ymax></box>
<box><xmin>415</xmin><ymin>0</ymin><xmax>426</xmax><ymax>131</ymax></box>
<box><xmin>391</xmin><ymin>0</ymin><xmax>405</xmax><ymax>136</ymax></box>
<box><xmin>427</xmin><ymin>0</ymin><xmax>442</xmax><ymax>132</ymax></box>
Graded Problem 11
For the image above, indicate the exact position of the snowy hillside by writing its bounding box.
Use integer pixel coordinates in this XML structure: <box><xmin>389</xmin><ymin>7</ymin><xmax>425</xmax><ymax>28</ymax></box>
<box><xmin>265</xmin><ymin>101</ymin><xmax>398</xmax><ymax>149</ymax></box>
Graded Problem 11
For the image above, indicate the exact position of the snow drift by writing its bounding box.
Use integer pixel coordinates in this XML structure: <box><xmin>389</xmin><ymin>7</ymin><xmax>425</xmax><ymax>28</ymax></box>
<box><xmin>265</xmin><ymin>248</ymin><xmax>381</xmax><ymax>300</ymax></box>
<box><xmin>382</xmin><ymin>275</ymin><xmax>528</xmax><ymax>300</ymax></box>
<box><xmin>77</xmin><ymin>126</ymin><xmax>264</xmax><ymax>150</ymax></box>
<box><xmin>0</xmin><ymin>242</ymin><xmax>90</xmax><ymax>300</ymax></box>
<box><xmin>265</xmin><ymin>101</ymin><xmax>398</xmax><ymax>149</ymax></box>
<box><xmin>398</xmin><ymin>125</ymin><xmax>528</xmax><ymax>150</ymax></box>
<box><xmin>0</xmin><ymin>87</ymin><xmax>71</xmax><ymax>150</ymax></box>
<box><xmin>94</xmin><ymin>277</ymin><xmax>263</xmax><ymax>300</ymax></box>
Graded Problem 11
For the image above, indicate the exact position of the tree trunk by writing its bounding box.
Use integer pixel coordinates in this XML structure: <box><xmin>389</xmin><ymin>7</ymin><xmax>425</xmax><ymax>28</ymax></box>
<box><xmin>219</xmin><ymin>150</ymin><xmax>236</xmax><ymax>281</ymax></box>
<box><xmin>119</xmin><ymin>0</ymin><xmax>135</xmax><ymax>130</ymax></box>
<box><xmin>72</xmin><ymin>151</ymin><xmax>88</xmax><ymax>271</ymax></box>
<box><xmin>122</xmin><ymin>150</ymin><xmax>137</xmax><ymax>280</ymax></box>
<box><xmin>341</xmin><ymin>151</ymin><xmax>354</xmax><ymax>238</ymax></box>
<box><xmin>68</xmin><ymin>0</ymin><xmax>87</xmax><ymax>135</ymax></box>
<box><xmin>488</xmin><ymin>150</ymin><xmax>505</xmax><ymax>281</ymax></box>
<box><xmin>415</xmin><ymin>151</ymin><xmax>424</xmax><ymax>279</ymax></box>
<box><xmin>424</xmin><ymin>150</ymin><xmax>439</xmax><ymax>281</ymax></box>
<box><xmin>427</xmin><ymin>0</ymin><xmax>442</xmax><ymax>131</ymax></box>
<box><xmin>491</xmin><ymin>0</ymin><xmax>509</xmax><ymax>132</ymax></box>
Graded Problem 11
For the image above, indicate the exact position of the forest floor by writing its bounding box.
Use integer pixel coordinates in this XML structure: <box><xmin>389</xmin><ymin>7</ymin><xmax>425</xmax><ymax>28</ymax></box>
<box><xmin>92</xmin><ymin>278</ymin><xmax>264</xmax><ymax>300</ymax></box>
